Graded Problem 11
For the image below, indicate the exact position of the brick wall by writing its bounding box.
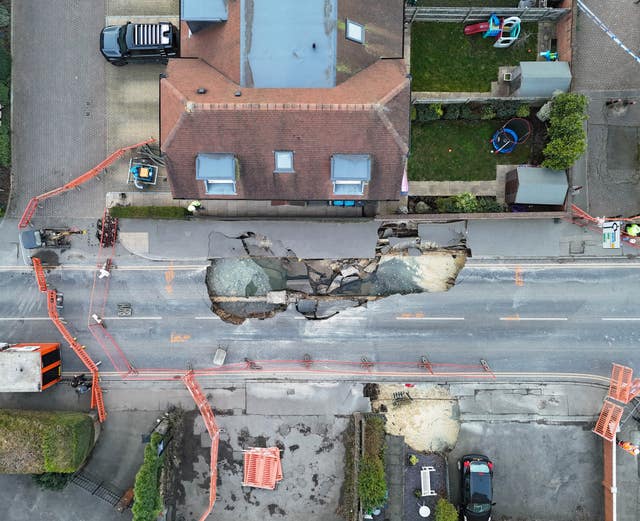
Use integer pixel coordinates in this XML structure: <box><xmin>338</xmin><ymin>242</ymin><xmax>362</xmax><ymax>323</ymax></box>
<box><xmin>556</xmin><ymin>0</ymin><xmax>575</xmax><ymax>63</ymax></box>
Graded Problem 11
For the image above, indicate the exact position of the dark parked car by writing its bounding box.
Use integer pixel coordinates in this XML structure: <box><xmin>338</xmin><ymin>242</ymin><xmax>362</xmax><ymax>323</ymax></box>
<box><xmin>458</xmin><ymin>454</ymin><xmax>494</xmax><ymax>521</ymax></box>
<box><xmin>100</xmin><ymin>22</ymin><xmax>178</xmax><ymax>65</ymax></box>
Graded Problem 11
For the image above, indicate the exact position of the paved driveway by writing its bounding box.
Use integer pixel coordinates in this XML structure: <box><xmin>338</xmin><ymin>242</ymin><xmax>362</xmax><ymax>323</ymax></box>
<box><xmin>10</xmin><ymin>0</ymin><xmax>107</xmax><ymax>219</ymax></box>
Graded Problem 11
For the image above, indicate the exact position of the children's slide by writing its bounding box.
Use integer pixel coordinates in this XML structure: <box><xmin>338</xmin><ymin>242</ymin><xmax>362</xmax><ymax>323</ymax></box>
<box><xmin>463</xmin><ymin>22</ymin><xmax>489</xmax><ymax>35</ymax></box>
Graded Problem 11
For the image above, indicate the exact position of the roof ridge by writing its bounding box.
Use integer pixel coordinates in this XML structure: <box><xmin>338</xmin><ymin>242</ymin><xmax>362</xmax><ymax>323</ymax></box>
<box><xmin>377</xmin><ymin>76</ymin><xmax>410</xmax><ymax>107</ymax></box>
<box><xmin>162</xmin><ymin>77</ymin><xmax>188</xmax><ymax>105</ymax></box>
<box><xmin>375</xmin><ymin>104</ymin><xmax>409</xmax><ymax>156</ymax></box>
<box><xmin>189</xmin><ymin>102</ymin><xmax>379</xmax><ymax>111</ymax></box>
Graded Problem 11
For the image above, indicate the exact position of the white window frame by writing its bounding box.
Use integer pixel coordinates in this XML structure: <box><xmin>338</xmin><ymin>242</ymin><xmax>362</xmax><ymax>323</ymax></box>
<box><xmin>333</xmin><ymin>179</ymin><xmax>365</xmax><ymax>195</ymax></box>
<box><xmin>274</xmin><ymin>151</ymin><xmax>294</xmax><ymax>173</ymax></box>
<box><xmin>205</xmin><ymin>179</ymin><xmax>236</xmax><ymax>195</ymax></box>
<box><xmin>345</xmin><ymin>19</ymin><xmax>365</xmax><ymax>44</ymax></box>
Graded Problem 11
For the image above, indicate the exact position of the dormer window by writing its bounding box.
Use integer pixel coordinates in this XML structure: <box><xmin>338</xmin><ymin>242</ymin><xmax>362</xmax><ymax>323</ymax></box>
<box><xmin>331</xmin><ymin>154</ymin><xmax>371</xmax><ymax>196</ymax></box>
<box><xmin>274</xmin><ymin>151</ymin><xmax>294</xmax><ymax>173</ymax></box>
<box><xmin>345</xmin><ymin>20</ymin><xmax>365</xmax><ymax>44</ymax></box>
<box><xmin>196</xmin><ymin>153</ymin><xmax>237</xmax><ymax>195</ymax></box>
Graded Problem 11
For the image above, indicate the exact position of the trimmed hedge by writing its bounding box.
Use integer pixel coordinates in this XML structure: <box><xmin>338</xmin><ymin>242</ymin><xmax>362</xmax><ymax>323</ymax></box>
<box><xmin>0</xmin><ymin>409</ymin><xmax>94</xmax><ymax>474</ymax></box>
<box><xmin>132</xmin><ymin>432</ymin><xmax>164</xmax><ymax>521</ymax></box>
<box><xmin>542</xmin><ymin>93</ymin><xmax>588</xmax><ymax>170</ymax></box>
<box><xmin>110</xmin><ymin>205</ymin><xmax>190</xmax><ymax>219</ymax></box>
<box><xmin>358</xmin><ymin>456</ymin><xmax>386</xmax><ymax>513</ymax></box>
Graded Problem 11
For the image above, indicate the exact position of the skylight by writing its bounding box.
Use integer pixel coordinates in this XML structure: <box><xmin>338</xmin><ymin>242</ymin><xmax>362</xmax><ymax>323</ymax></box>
<box><xmin>331</xmin><ymin>154</ymin><xmax>371</xmax><ymax>196</ymax></box>
<box><xmin>345</xmin><ymin>19</ymin><xmax>365</xmax><ymax>44</ymax></box>
<box><xmin>274</xmin><ymin>151</ymin><xmax>294</xmax><ymax>173</ymax></box>
<box><xmin>196</xmin><ymin>153</ymin><xmax>237</xmax><ymax>195</ymax></box>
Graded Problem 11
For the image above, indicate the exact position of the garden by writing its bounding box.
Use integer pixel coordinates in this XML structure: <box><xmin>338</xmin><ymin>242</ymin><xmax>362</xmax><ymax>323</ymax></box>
<box><xmin>411</xmin><ymin>21</ymin><xmax>538</xmax><ymax>92</ymax></box>
<box><xmin>409</xmin><ymin>101</ymin><xmax>541</xmax><ymax>183</ymax></box>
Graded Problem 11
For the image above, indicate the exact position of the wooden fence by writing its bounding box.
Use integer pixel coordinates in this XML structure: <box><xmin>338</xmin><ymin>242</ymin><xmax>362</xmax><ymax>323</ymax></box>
<box><xmin>405</xmin><ymin>7</ymin><xmax>570</xmax><ymax>23</ymax></box>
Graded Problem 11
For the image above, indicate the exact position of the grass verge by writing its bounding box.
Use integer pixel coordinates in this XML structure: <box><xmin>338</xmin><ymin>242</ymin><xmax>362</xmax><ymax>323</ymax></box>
<box><xmin>411</xmin><ymin>21</ymin><xmax>538</xmax><ymax>92</ymax></box>
<box><xmin>409</xmin><ymin>120</ymin><xmax>531</xmax><ymax>181</ymax></box>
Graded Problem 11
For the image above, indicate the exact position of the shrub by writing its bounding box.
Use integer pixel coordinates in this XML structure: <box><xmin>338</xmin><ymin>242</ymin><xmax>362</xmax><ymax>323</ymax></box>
<box><xmin>357</xmin><ymin>456</ymin><xmax>387</xmax><ymax>512</ymax></box>
<box><xmin>0</xmin><ymin>6</ymin><xmax>9</xmax><ymax>28</ymax></box>
<box><xmin>435</xmin><ymin>498</ymin><xmax>458</xmax><ymax>521</ymax></box>
<box><xmin>410</xmin><ymin>105</ymin><xmax>417</xmax><ymax>121</ymax></box>
<box><xmin>408</xmin><ymin>454</ymin><xmax>419</xmax><ymax>465</ymax></box>
<box><xmin>480</xmin><ymin>105</ymin><xmax>496</xmax><ymax>121</ymax></box>
<box><xmin>0</xmin><ymin>124</ymin><xmax>10</xmax><ymax>166</ymax></box>
<box><xmin>417</xmin><ymin>103</ymin><xmax>443</xmax><ymax>122</ymax></box>
<box><xmin>109</xmin><ymin>205</ymin><xmax>190</xmax><ymax>219</ymax></box>
<box><xmin>516</xmin><ymin>104</ymin><xmax>531</xmax><ymax>118</ymax></box>
<box><xmin>476</xmin><ymin>197</ymin><xmax>505</xmax><ymax>213</ymax></box>
<box><xmin>442</xmin><ymin>104</ymin><xmax>461</xmax><ymax>120</ymax></box>
<box><xmin>490</xmin><ymin>100</ymin><xmax>521</xmax><ymax>119</ymax></box>
<box><xmin>364</xmin><ymin>416</ymin><xmax>385</xmax><ymax>458</ymax></box>
<box><xmin>542</xmin><ymin>93</ymin><xmax>588</xmax><ymax>169</ymax></box>
<box><xmin>132</xmin><ymin>432</ymin><xmax>164</xmax><ymax>521</ymax></box>
<box><xmin>32</xmin><ymin>472</ymin><xmax>72</xmax><ymax>491</ymax></box>
<box><xmin>0</xmin><ymin>47</ymin><xmax>10</xmax><ymax>82</ymax></box>
<box><xmin>414</xmin><ymin>201</ymin><xmax>430</xmax><ymax>214</ymax></box>
<box><xmin>460</xmin><ymin>104</ymin><xmax>481</xmax><ymax>120</ymax></box>
<box><xmin>436</xmin><ymin>192</ymin><xmax>479</xmax><ymax>213</ymax></box>
<box><xmin>0</xmin><ymin>81</ymin><xmax>9</xmax><ymax>107</ymax></box>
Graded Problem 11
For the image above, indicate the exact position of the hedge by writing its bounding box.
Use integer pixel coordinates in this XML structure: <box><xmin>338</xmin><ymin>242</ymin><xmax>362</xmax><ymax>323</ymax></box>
<box><xmin>358</xmin><ymin>456</ymin><xmax>387</xmax><ymax>512</ymax></box>
<box><xmin>109</xmin><ymin>205</ymin><xmax>190</xmax><ymax>219</ymax></box>
<box><xmin>542</xmin><ymin>93</ymin><xmax>588</xmax><ymax>170</ymax></box>
<box><xmin>0</xmin><ymin>409</ymin><xmax>94</xmax><ymax>474</ymax></box>
<box><xmin>132</xmin><ymin>432</ymin><xmax>164</xmax><ymax>521</ymax></box>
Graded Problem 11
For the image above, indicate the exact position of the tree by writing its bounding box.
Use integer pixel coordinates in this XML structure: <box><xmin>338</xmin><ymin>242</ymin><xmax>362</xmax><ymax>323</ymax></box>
<box><xmin>435</xmin><ymin>498</ymin><xmax>458</xmax><ymax>521</ymax></box>
<box><xmin>542</xmin><ymin>93</ymin><xmax>588</xmax><ymax>170</ymax></box>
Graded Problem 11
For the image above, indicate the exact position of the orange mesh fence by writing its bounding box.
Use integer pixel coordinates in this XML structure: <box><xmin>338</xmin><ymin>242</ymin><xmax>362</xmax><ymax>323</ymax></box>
<box><xmin>593</xmin><ymin>400</ymin><xmax>624</xmax><ymax>441</ymax></box>
<box><xmin>182</xmin><ymin>372</ymin><xmax>219</xmax><ymax>521</ymax></box>
<box><xmin>18</xmin><ymin>138</ymin><xmax>154</xmax><ymax>228</ymax></box>
<box><xmin>608</xmin><ymin>363</ymin><xmax>634</xmax><ymax>403</ymax></box>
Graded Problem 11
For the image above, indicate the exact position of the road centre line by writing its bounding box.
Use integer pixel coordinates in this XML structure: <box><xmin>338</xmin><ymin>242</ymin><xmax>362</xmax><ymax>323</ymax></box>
<box><xmin>195</xmin><ymin>316</ymin><xmax>221</xmax><ymax>320</ymax></box>
<box><xmin>500</xmin><ymin>316</ymin><xmax>568</xmax><ymax>321</ymax></box>
<box><xmin>0</xmin><ymin>317</ymin><xmax>50</xmax><ymax>321</ymax></box>
<box><xmin>102</xmin><ymin>316</ymin><xmax>163</xmax><ymax>320</ymax></box>
<box><xmin>601</xmin><ymin>317</ymin><xmax>640</xmax><ymax>321</ymax></box>
<box><xmin>396</xmin><ymin>316</ymin><xmax>465</xmax><ymax>321</ymax></box>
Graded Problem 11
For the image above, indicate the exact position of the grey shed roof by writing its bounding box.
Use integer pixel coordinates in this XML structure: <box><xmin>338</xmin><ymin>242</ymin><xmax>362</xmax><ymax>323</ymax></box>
<box><xmin>0</xmin><ymin>350</ymin><xmax>41</xmax><ymax>392</ymax></box>
<box><xmin>517</xmin><ymin>61</ymin><xmax>572</xmax><ymax>98</ymax></box>
<box><xmin>514</xmin><ymin>166</ymin><xmax>568</xmax><ymax>205</ymax></box>
<box><xmin>182</xmin><ymin>0</ymin><xmax>228</xmax><ymax>21</ymax></box>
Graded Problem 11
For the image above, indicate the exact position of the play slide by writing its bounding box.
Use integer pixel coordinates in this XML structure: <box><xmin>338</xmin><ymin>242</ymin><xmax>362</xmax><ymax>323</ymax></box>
<box><xmin>464</xmin><ymin>22</ymin><xmax>489</xmax><ymax>35</ymax></box>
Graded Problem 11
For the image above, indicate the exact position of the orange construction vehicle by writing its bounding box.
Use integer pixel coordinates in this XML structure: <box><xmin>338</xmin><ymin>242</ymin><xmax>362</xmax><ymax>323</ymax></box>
<box><xmin>0</xmin><ymin>342</ymin><xmax>62</xmax><ymax>391</ymax></box>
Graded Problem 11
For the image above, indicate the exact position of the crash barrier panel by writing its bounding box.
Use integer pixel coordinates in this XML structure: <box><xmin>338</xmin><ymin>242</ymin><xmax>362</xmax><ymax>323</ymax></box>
<box><xmin>18</xmin><ymin>138</ymin><xmax>155</xmax><ymax>228</ymax></box>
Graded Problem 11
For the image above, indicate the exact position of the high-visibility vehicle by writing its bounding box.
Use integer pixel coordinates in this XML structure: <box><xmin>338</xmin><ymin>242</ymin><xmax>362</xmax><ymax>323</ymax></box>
<box><xmin>0</xmin><ymin>342</ymin><xmax>62</xmax><ymax>392</ymax></box>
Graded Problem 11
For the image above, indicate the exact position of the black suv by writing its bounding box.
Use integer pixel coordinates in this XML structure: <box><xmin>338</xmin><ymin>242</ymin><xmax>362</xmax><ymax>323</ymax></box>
<box><xmin>100</xmin><ymin>22</ymin><xmax>178</xmax><ymax>65</ymax></box>
<box><xmin>458</xmin><ymin>454</ymin><xmax>494</xmax><ymax>521</ymax></box>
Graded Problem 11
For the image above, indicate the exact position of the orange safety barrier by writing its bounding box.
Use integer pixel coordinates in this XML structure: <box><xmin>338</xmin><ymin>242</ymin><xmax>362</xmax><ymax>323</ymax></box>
<box><xmin>608</xmin><ymin>364</ymin><xmax>634</xmax><ymax>403</ymax></box>
<box><xmin>242</xmin><ymin>447</ymin><xmax>283</xmax><ymax>490</ymax></box>
<box><xmin>32</xmin><ymin>262</ymin><xmax>107</xmax><ymax>421</ymax></box>
<box><xmin>32</xmin><ymin>257</ymin><xmax>48</xmax><ymax>292</ymax></box>
<box><xmin>593</xmin><ymin>400</ymin><xmax>624</xmax><ymax>442</ymax></box>
<box><xmin>182</xmin><ymin>371</ymin><xmax>219</xmax><ymax>521</ymax></box>
<box><xmin>18</xmin><ymin>138</ymin><xmax>155</xmax><ymax>228</ymax></box>
<box><xmin>570</xmin><ymin>204</ymin><xmax>640</xmax><ymax>249</ymax></box>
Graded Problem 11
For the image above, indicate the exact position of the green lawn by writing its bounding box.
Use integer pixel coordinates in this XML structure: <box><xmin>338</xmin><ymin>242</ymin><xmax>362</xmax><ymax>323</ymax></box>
<box><xmin>409</xmin><ymin>120</ymin><xmax>532</xmax><ymax>181</ymax></box>
<box><xmin>411</xmin><ymin>22</ymin><xmax>538</xmax><ymax>92</ymax></box>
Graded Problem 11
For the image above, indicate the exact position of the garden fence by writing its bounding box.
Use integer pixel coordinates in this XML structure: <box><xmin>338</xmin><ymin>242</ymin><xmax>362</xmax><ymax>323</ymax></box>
<box><xmin>405</xmin><ymin>7</ymin><xmax>570</xmax><ymax>23</ymax></box>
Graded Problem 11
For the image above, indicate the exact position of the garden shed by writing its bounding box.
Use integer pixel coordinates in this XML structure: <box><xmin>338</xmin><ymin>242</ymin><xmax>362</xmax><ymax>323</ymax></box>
<box><xmin>505</xmin><ymin>166</ymin><xmax>568</xmax><ymax>206</ymax></box>
<box><xmin>513</xmin><ymin>61</ymin><xmax>572</xmax><ymax>98</ymax></box>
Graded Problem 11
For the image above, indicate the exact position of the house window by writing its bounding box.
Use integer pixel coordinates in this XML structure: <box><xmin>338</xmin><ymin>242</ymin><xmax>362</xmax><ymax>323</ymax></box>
<box><xmin>196</xmin><ymin>153</ymin><xmax>237</xmax><ymax>195</ymax></box>
<box><xmin>274</xmin><ymin>151</ymin><xmax>294</xmax><ymax>173</ymax></box>
<box><xmin>345</xmin><ymin>20</ymin><xmax>365</xmax><ymax>44</ymax></box>
<box><xmin>331</xmin><ymin>154</ymin><xmax>371</xmax><ymax>196</ymax></box>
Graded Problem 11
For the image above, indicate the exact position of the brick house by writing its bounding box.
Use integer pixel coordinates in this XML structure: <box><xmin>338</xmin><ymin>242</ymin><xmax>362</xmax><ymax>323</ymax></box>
<box><xmin>160</xmin><ymin>0</ymin><xmax>409</xmax><ymax>204</ymax></box>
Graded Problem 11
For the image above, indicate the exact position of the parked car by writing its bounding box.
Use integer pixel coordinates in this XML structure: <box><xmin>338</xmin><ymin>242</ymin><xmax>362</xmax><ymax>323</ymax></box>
<box><xmin>458</xmin><ymin>454</ymin><xmax>494</xmax><ymax>521</ymax></box>
<box><xmin>100</xmin><ymin>22</ymin><xmax>178</xmax><ymax>65</ymax></box>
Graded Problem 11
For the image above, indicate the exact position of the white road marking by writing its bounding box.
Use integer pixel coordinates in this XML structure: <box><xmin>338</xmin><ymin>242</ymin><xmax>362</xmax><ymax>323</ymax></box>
<box><xmin>601</xmin><ymin>317</ymin><xmax>640</xmax><ymax>321</ymax></box>
<box><xmin>500</xmin><ymin>317</ymin><xmax>568</xmax><ymax>321</ymax></box>
<box><xmin>102</xmin><ymin>316</ymin><xmax>163</xmax><ymax>320</ymax></box>
<box><xmin>396</xmin><ymin>316</ymin><xmax>465</xmax><ymax>321</ymax></box>
<box><xmin>194</xmin><ymin>316</ymin><xmax>221</xmax><ymax>320</ymax></box>
<box><xmin>0</xmin><ymin>317</ymin><xmax>50</xmax><ymax>321</ymax></box>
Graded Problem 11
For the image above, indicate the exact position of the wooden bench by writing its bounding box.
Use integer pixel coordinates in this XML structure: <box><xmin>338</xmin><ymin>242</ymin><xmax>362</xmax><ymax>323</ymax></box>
<box><xmin>420</xmin><ymin>466</ymin><xmax>437</xmax><ymax>497</ymax></box>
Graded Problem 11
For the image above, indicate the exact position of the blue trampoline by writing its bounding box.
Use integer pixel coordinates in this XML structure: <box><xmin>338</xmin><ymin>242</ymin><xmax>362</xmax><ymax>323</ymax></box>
<box><xmin>491</xmin><ymin>118</ymin><xmax>532</xmax><ymax>154</ymax></box>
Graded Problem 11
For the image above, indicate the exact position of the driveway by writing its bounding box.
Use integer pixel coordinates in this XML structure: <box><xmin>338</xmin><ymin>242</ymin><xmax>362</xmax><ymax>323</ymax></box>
<box><xmin>10</xmin><ymin>0</ymin><xmax>107</xmax><ymax>219</ymax></box>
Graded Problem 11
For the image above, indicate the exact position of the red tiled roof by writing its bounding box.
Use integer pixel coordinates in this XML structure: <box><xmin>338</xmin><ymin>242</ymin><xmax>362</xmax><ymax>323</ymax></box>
<box><xmin>161</xmin><ymin>60</ymin><xmax>409</xmax><ymax>201</ymax></box>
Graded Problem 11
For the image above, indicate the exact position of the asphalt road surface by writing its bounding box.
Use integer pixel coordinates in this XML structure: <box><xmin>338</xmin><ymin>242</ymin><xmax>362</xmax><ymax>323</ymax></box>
<box><xmin>1</xmin><ymin>262</ymin><xmax>639</xmax><ymax>377</ymax></box>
